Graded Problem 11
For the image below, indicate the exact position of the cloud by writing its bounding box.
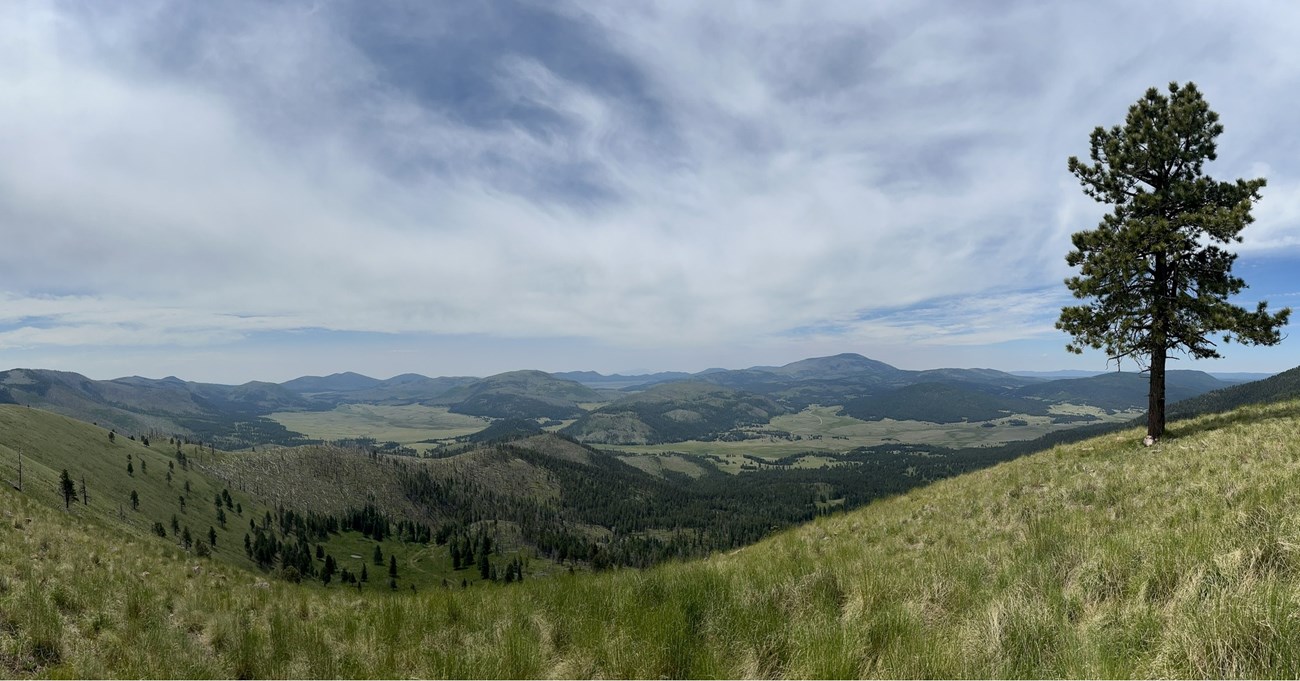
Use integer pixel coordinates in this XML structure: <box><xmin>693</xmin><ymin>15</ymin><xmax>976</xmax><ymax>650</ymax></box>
<box><xmin>2</xmin><ymin>0</ymin><xmax>1299</xmax><ymax>375</ymax></box>
<box><xmin>785</xmin><ymin>287</ymin><xmax>1071</xmax><ymax>348</ymax></box>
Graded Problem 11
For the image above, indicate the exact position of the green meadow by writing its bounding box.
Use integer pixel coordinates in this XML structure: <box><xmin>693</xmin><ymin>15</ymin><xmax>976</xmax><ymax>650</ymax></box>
<box><xmin>267</xmin><ymin>404</ymin><xmax>490</xmax><ymax>452</ymax></box>
<box><xmin>603</xmin><ymin>403</ymin><xmax>1139</xmax><ymax>465</ymax></box>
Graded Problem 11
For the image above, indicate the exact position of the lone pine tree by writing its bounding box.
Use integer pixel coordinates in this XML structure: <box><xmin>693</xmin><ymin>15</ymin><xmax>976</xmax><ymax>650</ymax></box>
<box><xmin>1058</xmin><ymin>82</ymin><xmax>1289</xmax><ymax>441</ymax></box>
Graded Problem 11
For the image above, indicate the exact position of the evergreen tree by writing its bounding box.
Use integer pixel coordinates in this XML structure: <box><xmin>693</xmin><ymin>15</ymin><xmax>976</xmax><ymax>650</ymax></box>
<box><xmin>322</xmin><ymin>555</ymin><xmax>337</xmax><ymax>585</ymax></box>
<box><xmin>171</xmin><ymin>514</ymin><xmax>180</xmax><ymax>534</ymax></box>
<box><xmin>127</xmin><ymin>461</ymin><xmax>133</xmax><ymax>476</ymax></box>
<box><xmin>59</xmin><ymin>469</ymin><xmax>74</xmax><ymax>510</ymax></box>
<box><xmin>1059</xmin><ymin>82</ymin><xmax>1290</xmax><ymax>440</ymax></box>
<box><xmin>389</xmin><ymin>554</ymin><xmax>398</xmax><ymax>579</ymax></box>
<box><xmin>360</xmin><ymin>563</ymin><xmax>368</xmax><ymax>582</ymax></box>
<box><xmin>182</xmin><ymin>526</ymin><xmax>192</xmax><ymax>550</ymax></box>
<box><xmin>217</xmin><ymin>506</ymin><xmax>227</xmax><ymax>528</ymax></box>
<box><xmin>373</xmin><ymin>544</ymin><xmax>384</xmax><ymax>566</ymax></box>
<box><xmin>130</xmin><ymin>490</ymin><xmax>139</xmax><ymax>511</ymax></box>
<box><xmin>477</xmin><ymin>545</ymin><xmax>490</xmax><ymax>581</ymax></box>
<box><xmin>208</xmin><ymin>526</ymin><xmax>218</xmax><ymax>548</ymax></box>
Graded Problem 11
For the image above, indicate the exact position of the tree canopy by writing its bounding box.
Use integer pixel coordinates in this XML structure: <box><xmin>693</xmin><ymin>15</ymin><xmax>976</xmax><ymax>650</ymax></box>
<box><xmin>1057</xmin><ymin>82</ymin><xmax>1289</xmax><ymax>440</ymax></box>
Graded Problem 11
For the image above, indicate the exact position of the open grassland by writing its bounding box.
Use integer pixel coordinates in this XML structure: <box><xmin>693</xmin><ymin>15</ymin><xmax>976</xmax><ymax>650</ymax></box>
<box><xmin>0</xmin><ymin>405</ymin><xmax>271</xmax><ymax>571</ymax></box>
<box><xmin>607</xmin><ymin>404</ymin><xmax>1139</xmax><ymax>463</ymax></box>
<box><xmin>7</xmin><ymin>400</ymin><xmax>1300</xmax><ymax>676</ymax></box>
<box><xmin>616</xmin><ymin>450</ymin><xmax>848</xmax><ymax>476</ymax></box>
<box><xmin>614</xmin><ymin>452</ymin><xmax>711</xmax><ymax>478</ymax></box>
<box><xmin>267</xmin><ymin>404</ymin><xmax>490</xmax><ymax>452</ymax></box>
<box><xmin>269</xmin><ymin>402</ymin><xmax>1133</xmax><ymax>464</ymax></box>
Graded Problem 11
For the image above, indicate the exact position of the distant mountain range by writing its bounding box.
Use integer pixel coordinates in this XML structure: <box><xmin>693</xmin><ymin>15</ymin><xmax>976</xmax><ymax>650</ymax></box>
<box><xmin>1010</xmin><ymin>369</ymin><xmax>1274</xmax><ymax>382</ymax></box>
<box><xmin>0</xmin><ymin>353</ymin><xmax>1274</xmax><ymax>447</ymax></box>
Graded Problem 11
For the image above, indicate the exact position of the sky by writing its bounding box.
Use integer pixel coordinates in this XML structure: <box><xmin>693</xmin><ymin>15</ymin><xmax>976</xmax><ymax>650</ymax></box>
<box><xmin>3</xmin><ymin>1</ymin><xmax>1300</xmax><ymax>384</ymax></box>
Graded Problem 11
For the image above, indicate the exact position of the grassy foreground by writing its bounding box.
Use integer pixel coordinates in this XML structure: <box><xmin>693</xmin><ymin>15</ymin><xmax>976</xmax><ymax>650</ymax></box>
<box><xmin>5</xmin><ymin>400</ymin><xmax>1300</xmax><ymax>677</ymax></box>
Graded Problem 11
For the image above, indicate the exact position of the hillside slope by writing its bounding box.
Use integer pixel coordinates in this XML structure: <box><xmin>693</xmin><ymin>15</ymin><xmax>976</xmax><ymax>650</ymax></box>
<box><xmin>283</xmin><ymin>373</ymin><xmax>478</xmax><ymax>406</ymax></box>
<box><xmin>0</xmin><ymin>406</ymin><xmax>530</xmax><ymax>592</ymax></box>
<box><xmin>0</xmin><ymin>369</ymin><xmax>313</xmax><ymax>447</ymax></box>
<box><xmin>839</xmin><ymin>381</ymin><xmax>1052</xmax><ymax>423</ymax></box>
<box><xmin>6</xmin><ymin>396</ymin><xmax>1300</xmax><ymax>676</ymax></box>
<box><xmin>1015</xmin><ymin>369</ymin><xmax>1230</xmax><ymax>411</ymax></box>
<box><xmin>562</xmin><ymin>380</ymin><xmax>786</xmax><ymax>444</ymax></box>
<box><xmin>1169</xmin><ymin>364</ymin><xmax>1300</xmax><ymax>418</ymax></box>
<box><xmin>443</xmin><ymin>370</ymin><xmax>602</xmax><ymax>419</ymax></box>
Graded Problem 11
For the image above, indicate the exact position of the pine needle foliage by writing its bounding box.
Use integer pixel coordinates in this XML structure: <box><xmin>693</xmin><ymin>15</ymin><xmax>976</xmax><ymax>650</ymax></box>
<box><xmin>1058</xmin><ymin>81</ymin><xmax>1289</xmax><ymax>439</ymax></box>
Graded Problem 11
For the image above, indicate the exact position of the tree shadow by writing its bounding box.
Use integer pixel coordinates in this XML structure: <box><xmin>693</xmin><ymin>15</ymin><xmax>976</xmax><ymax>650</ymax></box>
<box><xmin>1164</xmin><ymin>401</ymin><xmax>1300</xmax><ymax>442</ymax></box>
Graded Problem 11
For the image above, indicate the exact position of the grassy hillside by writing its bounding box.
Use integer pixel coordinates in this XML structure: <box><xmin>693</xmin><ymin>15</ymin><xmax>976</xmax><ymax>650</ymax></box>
<box><xmin>0</xmin><ymin>405</ymin><xmax>267</xmax><ymax>570</ymax></box>
<box><xmin>0</xmin><ymin>406</ymin><xmax>529</xmax><ymax>592</ymax></box>
<box><xmin>6</xmin><ymin>398</ymin><xmax>1300</xmax><ymax>676</ymax></box>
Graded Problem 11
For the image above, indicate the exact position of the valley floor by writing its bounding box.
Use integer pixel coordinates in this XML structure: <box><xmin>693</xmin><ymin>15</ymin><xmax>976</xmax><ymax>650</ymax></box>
<box><xmin>268</xmin><ymin>402</ymin><xmax>1139</xmax><ymax>472</ymax></box>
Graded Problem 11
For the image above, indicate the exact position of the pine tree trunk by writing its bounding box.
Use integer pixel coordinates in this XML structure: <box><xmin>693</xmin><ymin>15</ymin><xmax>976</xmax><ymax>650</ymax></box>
<box><xmin>1147</xmin><ymin>250</ymin><xmax>1170</xmax><ymax>442</ymax></box>
<box><xmin>1147</xmin><ymin>348</ymin><xmax>1166</xmax><ymax>440</ymax></box>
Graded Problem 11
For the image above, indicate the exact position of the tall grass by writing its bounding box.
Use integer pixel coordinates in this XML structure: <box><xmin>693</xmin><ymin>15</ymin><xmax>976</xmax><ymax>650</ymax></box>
<box><xmin>5</xmin><ymin>399</ymin><xmax>1300</xmax><ymax>677</ymax></box>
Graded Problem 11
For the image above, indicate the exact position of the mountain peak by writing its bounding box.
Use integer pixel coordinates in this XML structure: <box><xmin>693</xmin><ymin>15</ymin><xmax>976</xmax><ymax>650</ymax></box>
<box><xmin>281</xmin><ymin>372</ymin><xmax>381</xmax><ymax>393</ymax></box>
<box><xmin>770</xmin><ymin>353</ymin><xmax>901</xmax><ymax>379</ymax></box>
